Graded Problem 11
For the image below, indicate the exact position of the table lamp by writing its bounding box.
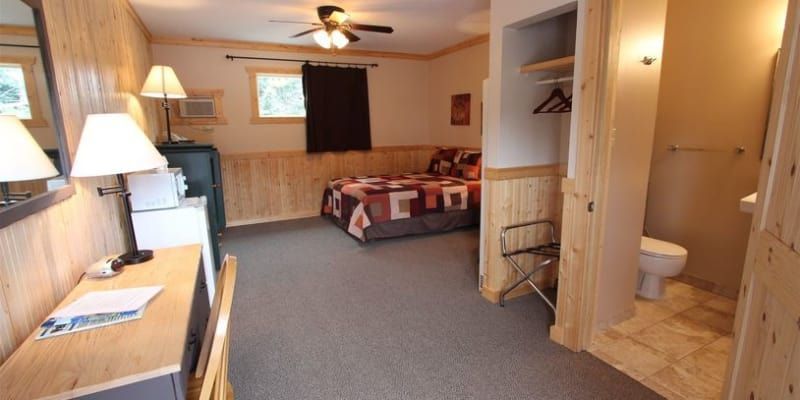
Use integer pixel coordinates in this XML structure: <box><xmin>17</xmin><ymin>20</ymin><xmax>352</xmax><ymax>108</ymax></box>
<box><xmin>71</xmin><ymin>113</ymin><xmax>166</xmax><ymax>264</ymax></box>
<box><xmin>0</xmin><ymin>115</ymin><xmax>59</xmax><ymax>206</ymax></box>
<box><xmin>140</xmin><ymin>65</ymin><xmax>187</xmax><ymax>144</ymax></box>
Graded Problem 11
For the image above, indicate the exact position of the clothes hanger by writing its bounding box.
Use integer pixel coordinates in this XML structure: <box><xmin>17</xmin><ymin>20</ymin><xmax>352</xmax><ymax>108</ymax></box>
<box><xmin>533</xmin><ymin>87</ymin><xmax>569</xmax><ymax>114</ymax></box>
<box><xmin>547</xmin><ymin>94</ymin><xmax>572</xmax><ymax>113</ymax></box>
<box><xmin>533</xmin><ymin>77</ymin><xmax>572</xmax><ymax>114</ymax></box>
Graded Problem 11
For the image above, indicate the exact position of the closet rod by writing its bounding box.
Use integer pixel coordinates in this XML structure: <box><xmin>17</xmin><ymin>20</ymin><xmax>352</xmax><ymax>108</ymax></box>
<box><xmin>536</xmin><ymin>76</ymin><xmax>573</xmax><ymax>85</ymax></box>
<box><xmin>0</xmin><ymin>43</ymin><xmax>39</xmax><ymax>49</ymax></box>
<box><xmin>225</xmin><ymin>54</ymin><xmax>378</xmax><ymax>68</ymax></box>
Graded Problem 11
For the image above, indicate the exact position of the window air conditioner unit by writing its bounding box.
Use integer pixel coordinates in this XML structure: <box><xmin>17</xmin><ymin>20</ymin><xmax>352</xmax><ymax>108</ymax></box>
<box><xmin>178</xmin><ymin>97</ymin><xmax>216</xmax><ymax>118</ymax></box>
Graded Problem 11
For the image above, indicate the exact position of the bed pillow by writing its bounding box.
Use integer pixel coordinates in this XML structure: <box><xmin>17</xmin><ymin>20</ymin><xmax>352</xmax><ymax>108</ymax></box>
<box><xmin>450</xmin><ymin>150</ymin><xmax>482</xmax><ymax>180</ymax></box>
<box><xmin>427</xmin><ymin>147</ymin><xmax>459</xmax><ymax>175</ymax></box>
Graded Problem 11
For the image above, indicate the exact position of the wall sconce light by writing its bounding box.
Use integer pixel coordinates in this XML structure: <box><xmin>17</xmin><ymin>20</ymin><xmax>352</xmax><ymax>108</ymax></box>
<box><xmin>640</xmin><ymin>56</ymin><xmax>657</xmax><ymax>65</ymax></box>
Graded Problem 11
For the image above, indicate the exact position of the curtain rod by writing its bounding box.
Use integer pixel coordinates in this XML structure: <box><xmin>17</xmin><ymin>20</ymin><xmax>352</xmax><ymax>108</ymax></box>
<box><xmin>225</xmin><ymin>54</ymin><xmax>378</xmax><ymax>68</ymax></box>
<box><xmin>0</xmin><ymin>43</ymin><xmax>39</xmax><ymax>49</ymax></box>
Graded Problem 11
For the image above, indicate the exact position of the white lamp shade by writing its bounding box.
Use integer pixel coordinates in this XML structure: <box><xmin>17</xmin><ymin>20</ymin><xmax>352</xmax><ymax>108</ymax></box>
<box><xmin>0</xmin><ymin>115</ymin><xmax>59</xmax><ymax>182</ymax></box>
<box><xmin>71</xmin><ymin>113</ymin><xmax>165</xmax><ymax>177</ymax></box>
<box><xmin>140</xmin><ymin>65</ymin><xmax>187</xmax><ymax>99</ymax></box>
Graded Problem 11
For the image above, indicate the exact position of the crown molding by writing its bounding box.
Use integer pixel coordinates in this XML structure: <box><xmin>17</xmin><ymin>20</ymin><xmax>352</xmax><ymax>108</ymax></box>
<box><xmin>150</xmin><ymin>33</ymin><xmax>490</xmax><ymax>61</ymax></box>
<box><xmin>426</xmin><ymin>34</ymin><xmax>489</xmax><ymax>59</ymax></box>
<box><xmin>151</xmin><ymin>36</ymin><xmax>430</xmax><ymax>60</ymax></box>
<box><xmin>123</xmin><ymin>0</ymin><xmax>152</xmax><ymax>41</ymax></box>
<box><xmin>0</xmin><ymin>24</ymin><xmax>36</xmax><ymax>36</ymax></box>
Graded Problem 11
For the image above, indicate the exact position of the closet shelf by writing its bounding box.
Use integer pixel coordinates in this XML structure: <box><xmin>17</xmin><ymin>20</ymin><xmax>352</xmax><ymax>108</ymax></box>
<box><xmin>520</xmin><ymin>55</ymin><xmax>575</xmax><ymax>74</ymax></box>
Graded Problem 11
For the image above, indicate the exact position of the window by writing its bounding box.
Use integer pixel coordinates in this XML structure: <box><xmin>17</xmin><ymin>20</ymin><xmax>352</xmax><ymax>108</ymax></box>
<box><xmin>0</xmin><ymin>65</ymin><xmax>31</xmax><ymax>118</ymax></box>
<box><xmin>247</xmin><ymin>67</ymin><xmax>305</xmax><ymax>124</ymax></box>
<box><xmin>0</xmin><ymin>56</ymin><xmax>47</xmax><ymax>128</ymax></box>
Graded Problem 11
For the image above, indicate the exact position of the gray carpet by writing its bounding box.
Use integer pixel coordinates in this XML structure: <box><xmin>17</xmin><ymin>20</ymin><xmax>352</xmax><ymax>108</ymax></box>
<box><xmin>223</xmin><ymin>217</ymin><xmax>661</xmax><ymax>400</ymax></box>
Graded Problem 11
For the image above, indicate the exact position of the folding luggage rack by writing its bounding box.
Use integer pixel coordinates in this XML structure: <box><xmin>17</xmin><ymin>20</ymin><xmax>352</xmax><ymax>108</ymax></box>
<box><xmin>499</xmin><ymin>219</ymin><xmax>561</xmax><ymax>312</ymax></box>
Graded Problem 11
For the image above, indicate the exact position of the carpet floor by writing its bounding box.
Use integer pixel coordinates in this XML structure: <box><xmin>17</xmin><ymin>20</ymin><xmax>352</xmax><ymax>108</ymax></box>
<box><xmin>223</xmin><ymin>217</ymin><xmax>661</xmax><ymax>400</ymax></box>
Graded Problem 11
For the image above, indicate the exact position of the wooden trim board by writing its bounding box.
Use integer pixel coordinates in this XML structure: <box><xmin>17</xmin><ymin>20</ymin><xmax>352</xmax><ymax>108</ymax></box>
<box><xmin>674</xmin><ymin>273</ymin><xmax>739</xmax><ymax>299</ymax></box>
<box><xmin>226</xmin><ymin>211</ymin><xmax>320</xmax><ymax>227</ymax></box>
<box><xmin>484</xmin><ymin>164</ymin><xmax>565</xmax><ymax>180</ymax></box>
<box><xmin>0</xmin><ymin>24</ymin><xmax>36</xmax><ymax>36</ymax></box>
<box><xmin>151</xmin><ymin>34</ymin><xmax>490</xmax><ymax>61</ymax></box>
<box><xmin>426</xmin><ymin>34</ymin><xmax>489</xmax><ymax>59</ymax></box>
<box><xmin>152</xmin><ymin>36</ymin><xmax>430</xmax><ymax>61</ymax></box>
<box><xmin>550</xmin><ymin>0</ymin><xmax>623</xmax><ymax>352</ymax></box>
<box><xmin>520</xmin><ymin>55</ymin><xmax>576</xmax><ymax>74</ymax></box>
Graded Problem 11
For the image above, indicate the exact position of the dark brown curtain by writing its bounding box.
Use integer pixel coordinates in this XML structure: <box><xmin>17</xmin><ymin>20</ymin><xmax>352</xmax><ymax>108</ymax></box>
<box><xmin>302</xmin><ymin>64</ymin><xmax>372</xmax><ymax>153</ymax></box>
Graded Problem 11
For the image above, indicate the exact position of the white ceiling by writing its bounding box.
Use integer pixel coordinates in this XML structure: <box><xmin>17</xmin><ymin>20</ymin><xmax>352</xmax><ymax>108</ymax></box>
<box><xmin>129</xmin><ymin>0</ymin><xmax>490</xmax><ymax>54</ymax></box>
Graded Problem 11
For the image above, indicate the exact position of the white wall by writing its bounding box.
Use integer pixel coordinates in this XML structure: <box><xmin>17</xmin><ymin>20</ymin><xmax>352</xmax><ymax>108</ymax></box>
<box><xmin>428</xmin><ymin>41</ymin><xmax>489</xmax><ymax>148</ymax></box>
<box><xmin>593</xmin><ymin>0</ymin><xmax>668</xmax><ymax>330</ymax></box>
<box><xmin>485</xmin><ymin>0</ymin><xmax>578</xmax><ymax>167</ymax></box>
<box><xmin>645</xmin><ymin>0</ymin><xmax>787</xmax><ymax>297</ymax></box>
<box><xmin>152</xmin><ymin>44</ymin><xmax>431</xmax><ymax>154</ymax></box>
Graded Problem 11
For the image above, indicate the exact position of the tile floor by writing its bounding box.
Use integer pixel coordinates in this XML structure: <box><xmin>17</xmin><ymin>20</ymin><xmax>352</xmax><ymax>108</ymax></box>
<box><xmin>590</xmin><ymin>279</ymin><xmax>738</xmax><ymax>400</ymax></box>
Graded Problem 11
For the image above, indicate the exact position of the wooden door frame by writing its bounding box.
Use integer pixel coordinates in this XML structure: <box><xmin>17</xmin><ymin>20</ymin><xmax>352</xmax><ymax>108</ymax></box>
<box><xmin>722</xmin><ymin>0</ymin><xmax>798</xmax><ymax>395</ymax></box>
<box><xmin>550</xmin><ymin>0</ymin><xmax>624</xmax><ymax>351</ymax></box>
<box><xmin>552</xmin><ymin>5</ymin><xmax>798</xmax><ymax>389</ymax></box>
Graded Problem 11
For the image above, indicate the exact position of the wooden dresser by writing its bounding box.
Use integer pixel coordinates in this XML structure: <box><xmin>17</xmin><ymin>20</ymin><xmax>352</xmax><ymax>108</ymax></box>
<box><xmin>0</xmin><ymin>245</ymin><xmax>210</xmax><ymax>400</ymax></box>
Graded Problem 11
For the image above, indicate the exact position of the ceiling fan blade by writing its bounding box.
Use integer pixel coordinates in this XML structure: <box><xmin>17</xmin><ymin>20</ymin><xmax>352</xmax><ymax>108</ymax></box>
<box><xmin>290</xmin><ymin>28</ymin><xmax>322</xmax><ymax>38</ymax></box>
<box><xmin>349</xmin><ymin>23</ymin><xmax>394</xmax><ymax>34</ymax></box>
<box><xmin>341</xmin><ymin>29</ymin><xmax>360</xmax><ymax>42</ymax></box>
<box><xmin>329</xmin><ymin>10</ymin><xmax>349</xmax><ymax>24</ymax></box>
<box><xmin>318</xmin><ymin>5</ymin><xmax>345</xmax><ymax>21</ymax></box>
<box><xmin>270</xmin><ymin>20</ymin><xmax>323</xmax><ymax>26</ymax></box>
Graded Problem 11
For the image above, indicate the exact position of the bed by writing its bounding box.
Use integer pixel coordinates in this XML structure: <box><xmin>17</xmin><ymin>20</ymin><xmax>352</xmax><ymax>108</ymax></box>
<box><xmin>321</xmin><ymin>148</ymin><xmax>482</xmax><ymax>241</ymax></box>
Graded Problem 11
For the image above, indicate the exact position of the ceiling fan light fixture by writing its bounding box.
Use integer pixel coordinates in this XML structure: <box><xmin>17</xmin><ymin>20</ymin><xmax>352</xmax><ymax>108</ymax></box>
<box><xmin>331</xmin><ymin>29</ymin><xmax>349</xmax><ymax>49</ymax></box>
<box><xmin>329</xmin><ymin>10</ymin><xmax>349</xmax><ymax>24</ymax></box>
<box><xmin>313</xmin><ymin>29</ymin><xmax>332</xmax><ymax>49</ymax></box>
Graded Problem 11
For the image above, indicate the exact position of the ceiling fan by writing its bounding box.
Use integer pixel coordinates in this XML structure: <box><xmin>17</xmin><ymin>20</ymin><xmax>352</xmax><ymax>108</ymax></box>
<box><xmin>270</xmin><ymin>5</ymin><xmax>394</xmax><ymax>50</ymax></box>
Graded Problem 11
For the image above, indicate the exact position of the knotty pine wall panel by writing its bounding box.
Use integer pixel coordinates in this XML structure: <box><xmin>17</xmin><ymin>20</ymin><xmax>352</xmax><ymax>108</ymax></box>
<box><xmin>221</xmin><ymin>146</ymin><xmax>436</xmax><ymax>225</ymax></box>
<box><xmin>479</xmin><ymin>174</ymin><xmax>563</xmax><ymax>303</ymax></box>
<box><xmin>0</xmin><ymin>0</ymin><xmax>157</xmax><ymax>363</ymax></box>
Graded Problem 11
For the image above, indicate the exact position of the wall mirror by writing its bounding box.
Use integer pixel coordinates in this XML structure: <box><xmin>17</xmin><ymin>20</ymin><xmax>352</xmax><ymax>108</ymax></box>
<box><xmin>0</xmin><ymin>0</ymin><xmax>73</xmax><ymax>229</ymax></box>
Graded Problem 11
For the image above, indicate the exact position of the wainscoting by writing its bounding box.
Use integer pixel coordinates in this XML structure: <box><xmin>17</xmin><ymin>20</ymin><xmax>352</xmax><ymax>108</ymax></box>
<box><xmin>0</xmin><ymin>0</ymin><xmax>157</xmax><ymax>363</ymax></box>
<box><xmin>479</xmin><ymin>165</ymin><xmax>564</xmax><ymax>303</ymax></box>
<box><xmin>220</xmin><ymin>146</ymin><xmax>436</xmax><ymax>226</ymax></box>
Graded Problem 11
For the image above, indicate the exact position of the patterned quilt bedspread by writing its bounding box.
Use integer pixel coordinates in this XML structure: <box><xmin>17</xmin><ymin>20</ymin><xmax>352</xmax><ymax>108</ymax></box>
<box><xmin>321</xmin><ymin>172</ymin><xmax>481</xmax><ymax>241</ymax></box>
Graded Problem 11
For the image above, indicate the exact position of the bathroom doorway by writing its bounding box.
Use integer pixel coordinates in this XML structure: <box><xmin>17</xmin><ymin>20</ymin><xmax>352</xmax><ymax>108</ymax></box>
<box><xmin>571</xmin><ymin>0</ymin><xmax>789</xmax><ymax>398</ymax></box>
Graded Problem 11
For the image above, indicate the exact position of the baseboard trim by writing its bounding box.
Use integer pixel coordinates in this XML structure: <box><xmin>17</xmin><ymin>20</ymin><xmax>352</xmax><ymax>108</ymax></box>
<box><xmin>674</xmin><ymin>273</ymin><xmax>739</xmax><ymax>299</ymax></box>
<box><xmin>227</xmin><ymin>211</ymin><xmax>320</xmax><ymax>227</ymax></box>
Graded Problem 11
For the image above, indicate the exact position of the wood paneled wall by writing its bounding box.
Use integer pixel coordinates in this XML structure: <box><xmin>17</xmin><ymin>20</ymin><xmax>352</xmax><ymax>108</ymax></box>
<box><xmin>0</xmin><ymin>0</ymin><xmax>157</xmax><ymax>363</ymax></box>
<box><xmin>221</xmin><ymin>146</ymin><xmax>436</xmax><ymax>225</ymax></box>
<box><xmin>479</xmin><ymin>170</ymin><xmax>563</xmax><ymax>303</ymax></box>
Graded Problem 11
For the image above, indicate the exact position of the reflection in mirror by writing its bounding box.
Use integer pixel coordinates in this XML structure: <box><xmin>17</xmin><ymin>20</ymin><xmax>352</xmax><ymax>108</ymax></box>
<box><xmin>0</xmin><ymin>0</ymin><xmax>66</xmax><ymax>208</ymax></box>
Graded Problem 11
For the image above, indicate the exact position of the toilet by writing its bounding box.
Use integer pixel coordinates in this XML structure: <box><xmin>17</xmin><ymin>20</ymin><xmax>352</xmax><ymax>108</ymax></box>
<box><xmin>637</xmin><ymin>236</ymin><xmax>688</xmax><ymax>299</ymax></box>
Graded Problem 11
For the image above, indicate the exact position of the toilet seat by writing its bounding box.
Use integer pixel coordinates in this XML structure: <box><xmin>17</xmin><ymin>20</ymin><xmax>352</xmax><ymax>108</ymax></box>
<box><xmin>640</xmin><ymin>236</ymin><xmax>687</xmax><ymax>259</ymax></box>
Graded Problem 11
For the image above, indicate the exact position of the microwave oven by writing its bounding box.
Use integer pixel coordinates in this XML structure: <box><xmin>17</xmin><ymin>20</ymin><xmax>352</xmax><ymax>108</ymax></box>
<box><xmin>128</xmin><ymin>168</ymin><xmax>188</xmax><ymax>211</ymax></box>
